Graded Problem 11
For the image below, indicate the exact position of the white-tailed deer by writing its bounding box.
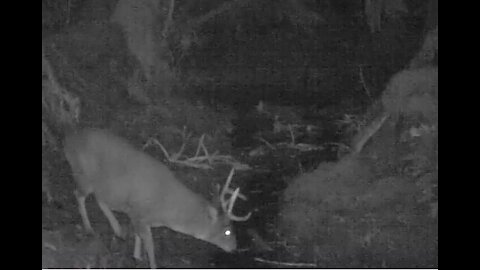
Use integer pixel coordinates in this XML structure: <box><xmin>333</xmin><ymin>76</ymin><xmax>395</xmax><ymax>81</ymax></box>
<box><xmin>64</xmin><ymin>129</ymin><xmax>251</xmax><ymax>268</ymax></box>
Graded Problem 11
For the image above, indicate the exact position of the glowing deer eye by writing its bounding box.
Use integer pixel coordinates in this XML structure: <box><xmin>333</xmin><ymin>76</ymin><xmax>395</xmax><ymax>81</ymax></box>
<box><xmin>225</xmin><ymin>230</ymin><xmax>231</xmax><ymax>236</ymax></box>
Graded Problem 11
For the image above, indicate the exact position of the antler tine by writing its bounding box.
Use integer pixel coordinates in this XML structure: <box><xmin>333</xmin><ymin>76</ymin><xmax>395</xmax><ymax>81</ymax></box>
<box><xmin>227</xmin><ymin>187</ymin><xmax>238</xmax><ymax>214</ymax></box>
<box><xmin>219</xmin><ymin>167</ymin><xmax>252</xmax><ymax>221</ymax></box>
<box><xmin>220</xmin><ymin>168</ymin><xmax>235</xmax><ymax>212</ymax></box>
<box><xmin>225</xmin><ymin>187</ymin><xmax>247</xmax><ymax>200</ymax></box>
<box><xmin>227</xmin><ymin>187</ymin><xmax>252</xmax><ymax>222</ymax></box>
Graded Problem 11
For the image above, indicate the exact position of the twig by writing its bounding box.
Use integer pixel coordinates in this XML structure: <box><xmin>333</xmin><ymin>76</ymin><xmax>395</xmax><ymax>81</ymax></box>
<box><xmin>185</xmin><ymin>155</ymin><xmax>210</xmax><ymax>162</ymax></box>
<box><xmin>200</xmin><ymin>139</ymin><xmax>212</xmax><ymax>164</ymax></box>
<box><xmin>359</xmin><ymin>65</ymin><xmax>373</xmax><ymax>102</ymax></box>
<box><xmin>144</xmin><ymin>135</ymin><xmax>250</xmax><ymax>170</ymax></box>
<box><xmin>288</xmin><ymin>124</ymin><xmax>295</xmax><ymax>145</ymax></box>
<box><xmin>257</xmin><ymin>137</ymin><xmax>275</xmax><ymax>150</ymax></box>
<box><xmin>43</xmin><ymin>242</ymin><xmax>57</xmax><ymax>251</ymax></box>
<box><xmin>172</xmin><ymin>160</ymin><xmax>212</xmax><ymax>169</ymax></box>
<box><xmin>254</xmin><ymin>257</ymin><xmax>316</xmax><ymax>268</ymax></box>
<box><xmin>352</xmin><ymin>112</ymin><xmax>389</xmax><ymax>154</ymax></box>
<box><xmin>194</xmin><ymin>134</ymin><xmax>205</xmax><ymax>157</ymax></box>
<box><xmin>291</xmin><ymin>143</ymin><xmax>324</xmax><ymax>152</ymax></box>
<box><xmin>143</xmin><ymin>138</ymin><xmax>171</xmax><ymax>160</ymax></box>
<box><xmin>322</xmin><ymin>142</ymin><xmax>351</xmax><ymax>151</ymax></box>
<box><xmin>144</xmin><ymin>138</ymin><xmax>213</xmax><ymax>169</ymax></box>
<box><xmin>171</xmin><ymin>126</ymin><xmax>191</xmax><ymax>160</ymax></box>
<box><xmin>194</xmin><ymin>133</ymin><xmax>212</xmax><ymax>164</ymax></box>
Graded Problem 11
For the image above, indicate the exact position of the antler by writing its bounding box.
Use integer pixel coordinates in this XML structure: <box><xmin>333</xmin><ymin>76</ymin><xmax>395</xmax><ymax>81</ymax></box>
<box><xmin>220</xmin><ymin>168</ymin><xmax>252</xmax><ymax>222</ymax></box>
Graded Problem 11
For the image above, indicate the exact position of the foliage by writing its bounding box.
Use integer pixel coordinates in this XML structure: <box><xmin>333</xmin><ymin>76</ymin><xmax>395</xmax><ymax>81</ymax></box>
<box><xmin>279</xmin><ymin>64</ymin><xmax>438</xmax><ymax>267</ymax></box>
<box><xmin>382</xmin><ymin>66</ymin><xmax>438</xmax><ymax>124</ymax></box>
<box><xmin>45</xmin><ymin>21</ymin><xmax>144</xmax><ymax>127</ymax></box>
<box><xmin>280</xmin><ymin>154</ymin><xmax>437</xmax><ymax>267</ymax></box>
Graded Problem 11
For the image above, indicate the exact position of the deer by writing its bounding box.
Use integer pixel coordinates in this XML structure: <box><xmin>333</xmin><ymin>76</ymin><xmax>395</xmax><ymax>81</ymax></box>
<box><xmin>63</xmin><ymin>128</ymin><xmax>251</xmax><ymax>268</ymax></box>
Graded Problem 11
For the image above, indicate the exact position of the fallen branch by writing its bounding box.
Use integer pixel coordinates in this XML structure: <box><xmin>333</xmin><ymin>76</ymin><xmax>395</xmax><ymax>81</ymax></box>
<box><xmin>171</xmin><ymin>159</ymin><xmax>212</xmax><ymax>169</ymax></box>
<box><xmin>194</xmin><ymin>134</ymin><xmax>206</xmax><ymax>157</ymax></box>
<box><xmin>284</xmin><ymin>143</ymin><xmax>325</xmax><ymax>152</ymax></box>
<box><xmin>143</xmin><ymin>131</ymin><xmax>250</xmax><ymax>170</ymax></box>
<box><xmin>254</xmin><ymin>257</ymin><xmax>316</xmax><ymax>268</ymax></box>
<box><xmin>170</xmin><ymin>126</ymin><xmax>192</xmax><ymax>160</ymax></box>
<box><xmin>257</xmin><ymin>135</ymin><xmax>325</xmax><ymax>153</ymax></box>
<box><xmin>187</xmin><ymin>153</ymin><xmax>251</xmax><ymax>170</ymax></box>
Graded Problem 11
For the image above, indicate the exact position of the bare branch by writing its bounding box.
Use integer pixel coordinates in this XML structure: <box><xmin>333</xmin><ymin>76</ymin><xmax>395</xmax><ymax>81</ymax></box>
<box><xmin>171</xmin><ymin>159</ymin><xmax>213</xmax><ymax>169</ymax></box>
<box><xmin>256</xmin><ymin>137</ymin><xmax>276</xmax><ymax>150</ymax></box>
<box><xmin>288</xmin><ymin>124</ymin><xmax>295</xmax><ymax>145</ymax></box>
<box><xmin>201</xmin><ymin>138</ymin><xmax>212</xmax><ymax>164</ymax></box>
<box><xmin>352</xmin><ymin>112</ymin><xmax>389</xmax><ymax>154</ymax></box>
<box><xmin>359</xmin><ymin>65</ymin><xmax>373</xmax><ymax>102</ymax></box>
<box><xmin>254</xmin><ymin>257</ymin><xmax>316</xmax><ymax>268</ymax></box>
<box><xmin>194</xmin><ymin>134</ymin><xmax>205</xmax><ymax>157</ymax></box>
<box><xmin>171</xmin><ymin>126</ymin><xmax>192</xmax><ymax>160</ymax></box>
<box><xmin>143</xmin><ymin>138</ymin><xmax>171</xmax><ymax>160</ymax></box>
<box><xmin>145</xmin><ymin>131</ymin><xmax>250</xmax><ymax>170</ymax></box>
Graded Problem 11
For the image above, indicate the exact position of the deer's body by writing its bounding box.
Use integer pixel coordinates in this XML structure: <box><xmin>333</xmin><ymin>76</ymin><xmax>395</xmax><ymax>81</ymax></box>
<box><xmin>64</xmin><ymin>129</ymin><xmax>240</xmax><ymax>268</ymax></box>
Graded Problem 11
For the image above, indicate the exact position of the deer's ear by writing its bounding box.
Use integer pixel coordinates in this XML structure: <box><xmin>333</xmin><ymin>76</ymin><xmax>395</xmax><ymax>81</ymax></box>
<box><xmin>207</xmin><ymin>206</ymin><xmax>219</xmax><ymax>223</ymax></box>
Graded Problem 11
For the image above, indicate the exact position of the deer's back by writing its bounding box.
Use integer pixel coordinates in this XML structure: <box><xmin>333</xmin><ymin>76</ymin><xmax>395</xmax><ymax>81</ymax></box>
<box><xmin>64</xmin><ymin>129</ymin><xmax>201</xmax><ymax>215</ymax></box>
